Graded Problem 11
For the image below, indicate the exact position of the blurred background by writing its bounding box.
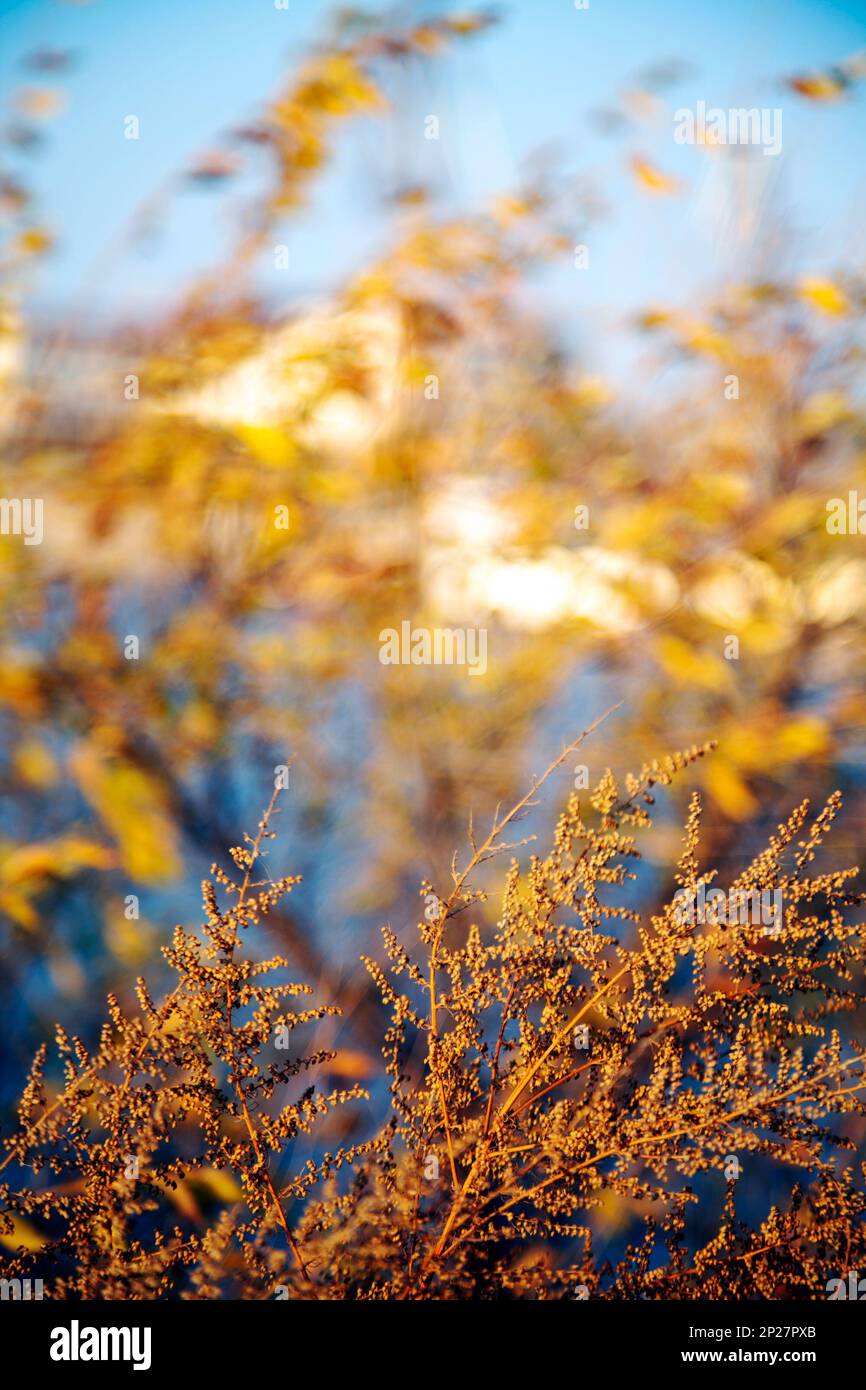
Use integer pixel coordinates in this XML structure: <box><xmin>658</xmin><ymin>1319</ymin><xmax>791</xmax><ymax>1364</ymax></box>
<box><xmin>2</xmin><ymin>0</ymin><xmax>866</xmax><ymax>1267</ymax></box>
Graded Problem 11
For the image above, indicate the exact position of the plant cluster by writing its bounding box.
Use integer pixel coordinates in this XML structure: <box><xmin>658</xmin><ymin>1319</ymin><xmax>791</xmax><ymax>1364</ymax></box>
<box><xmin>2</xmin><ymin>726</ymin><xmax>866</xmax><ymax>1299</ymax></box>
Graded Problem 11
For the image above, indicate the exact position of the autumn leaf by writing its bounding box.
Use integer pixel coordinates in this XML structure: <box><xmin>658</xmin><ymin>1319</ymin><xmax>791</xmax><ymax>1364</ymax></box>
<box><xmin>0</xmin><ymin>836</ymin><xmax>113</xmax><ymax>931</ymax></box>
<box><xmin>325</xmin><ymin>1049</ymin><xmax>377</xmax><ymax>1081</ymax></box>
<box><xmin>630</xmin><ymin>154</ymin><xmax>681</xmax><ymax>195</ymax></box>
<box><xmin>704</xmin><ymin>757</ymin><xmax>759</xmax><ymax>821</ymax></box>
<box><xmin>69</xmin><ymin>744</ymin><xmax>181</xmax><ymax>882</ymax></box>
<box><xmin>1</xmin><ymin>837</ymin><xmax>113</xmax><ymax>886</ymax></box>
<box><xmin>14</xmin><ymin>86</ymin><xmax>66</xmax><ymax>119</ymax></box>
<box><xmin>0</xmin><ymin>1214</ymin><xmax>44</xmax><ymax>1252</ymax></box>
<box><xmin>788</xmin><ymin>74</ymin><xmax>847</xmax><ymax>101</ymax></box>
<box><xmin>14</xmin><ymin>738</ymin><xmax>59</xmax><ymax>788</ymax></box>
<box><xmin>785</xmin><ymin>53</ymin><xmax>866</xmax><ymax>101</ymax></box>
<box><xmin>797</xmin><ymin>276</ymin><xmax>849</xmax><ymax>316</ymax></box>
<box><xmin>656</xmin><ymin>635</ymin><xmax>732</xmax><ymax>692</ymax></box>
<box><xmin>15</xmin><ymin>227</ymin><xmax>53</xmax><ymax>256</ymax></box>
<box><xmin>443</xmin><ymin>12</ymin><xmax>498</xmax><ymax>36</ymax></box>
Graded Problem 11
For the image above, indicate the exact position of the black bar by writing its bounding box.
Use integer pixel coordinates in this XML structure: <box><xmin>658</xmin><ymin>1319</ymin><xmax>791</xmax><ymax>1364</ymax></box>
<box><xmin>2</xmin><ymin>1296</ymin><xmax>861</xmax><ymax>1377</ymax></box>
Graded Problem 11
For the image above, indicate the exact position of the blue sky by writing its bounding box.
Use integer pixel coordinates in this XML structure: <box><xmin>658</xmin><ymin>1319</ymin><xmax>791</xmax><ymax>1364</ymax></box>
<box><xmin>2</xmin><ymin>0</ymin><xmax>865</xmax><ymax>376</ymax></box>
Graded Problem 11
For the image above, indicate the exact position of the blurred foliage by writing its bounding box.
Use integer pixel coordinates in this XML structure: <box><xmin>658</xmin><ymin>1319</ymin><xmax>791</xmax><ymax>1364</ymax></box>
<box><xmin>1</xmin><ymin>4</ymin><xmax>865</xmax><ymax>1236</ymax></box>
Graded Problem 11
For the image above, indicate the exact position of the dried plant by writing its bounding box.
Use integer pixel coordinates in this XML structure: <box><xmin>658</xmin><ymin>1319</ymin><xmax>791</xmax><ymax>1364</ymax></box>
<box><xmin>3</xmin><ymin>721</ymin><xmax>866</xmax><ymax>1299</ymax></box>
<box><xmin>0</xmin><ymin>788</ymin><xmax>370</xmax><ymax>1299</ymax></box>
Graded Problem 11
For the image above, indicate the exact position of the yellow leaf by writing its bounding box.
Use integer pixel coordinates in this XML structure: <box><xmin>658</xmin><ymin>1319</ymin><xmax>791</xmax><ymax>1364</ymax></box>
<box><xmin>573</xmin><ymin>375</ymin><xmax>612</xmax><ymax>409</ymax></box>
<box><xmin>760</xmin><ymin>491</ymin><xmax>824</xmax><ymax>542</ymax></box>
<box><xmin>0</xmin><ymin>1214</ymin><xmax>44</xmax><ymax>1252</ymax></box>
<box><xmin>309</xmin><ymin>55</ymin><xmax>384</xmax><ymax>116</ymax></box>
<box><xmin>682</xmin><ymin>322</ymin><xmax>734</xmax><ymax>359</ymax></box>
<box><xmin>0</xmin><ymin>665</ymin><xmax>42</xmax><ymax>715</ymax></box>
<box><xmin>188</xmin><ymin>1167</ymin><xmax>245</xmax><ymax>1204</ymax></box>
<box><xmin>593</xmin><ymin>1186</ymin><xmax>636</xmax><ymax>1236</ymax></box>
<box><xmin>630</xmin><ymin>155</ymin><xmax>681</xmax><ymax>195</ymax></box>
<box><xmin>326</xmin><ymin>1049</ymin><xmax>376</xmax><ymax>1081</ymax></box>
<box><xmin>0</xmin><ymin>887</ymin><xmax>38</xmax><ymax>931</ymax></box>
<box><xmin>794</xmin><ymin>390</ymin><xmax>851</xmax><ymax>440</ymax></box>
<box><xmin>788</xmin><ymin>74</ymin><xmax>845</xmax><ymax>101</ymax></box>
<box><xmin>798</xmin><ymin>277</ymin><xmax>848</xmax><ymax>316</ymax></box>
<box><xmin>705</xmin><ymin>759</ymin><xmax>758</xmax><ymax>821</ymax></box>
<box><xmin>656</xmin><ymin>635</ymin><xmax>732</xmax><ymax>692</ymax></box>
<box><xmin>233</xmin><ymin>424</ymin><xmax>296</xmax><ymax>468</ymax></box>
<box><xmin>152</xmin><ymin>1177</ymin><xmax>201</xmax><ymax>1223</ymax></box>
<box><xmin>16</xmin><ymin>228</ymin><xmax>53</xmax><ymax>256</ymax></box>
<box><xmin>0</xmin><ymin>837</ymin><xmax>113</xmax><ymax>887</ymax></box>
<box><xmin>775</xmin><ymin>717</ymin><xmax>830</xmax><ymax>763</ymax></box>
<box><xmin>493</xmin><ymin>195</ymin><xmax>534</xmax><ymax>226</ymax></box>
<box><xmin>104</xmin><ymin>902</ymin><xmax>156</xmax><ymax>966</ymax></box>
<box><xmin>69</xmin><ymin>745</ymin><xmax>181</xmax><ymax>882</ymax></box>
<box><xmin>15</xmin><ymin>86</ymin><xmax>66</xmax><ymax>119</ymax></box>
<box><xmin>410</xmin><ymin>24</ymin><xmax>445</xmax><ymax>53</ymax></box>
<box><xmin>445</xmin><ymin>13</ymin><xmax>496</xmax><ymax>35</ymax></box>
<box><xmin>14</xmin><ymin>738</ymin><xmax>59</xmax><ymax>788</ymax></box>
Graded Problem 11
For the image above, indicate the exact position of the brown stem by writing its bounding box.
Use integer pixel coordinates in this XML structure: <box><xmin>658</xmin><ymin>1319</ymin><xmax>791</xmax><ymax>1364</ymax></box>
<box><xmin>222</xmin><ymin>783</ymin><xmax>317</xmax><ymax>1294</ymax></box>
